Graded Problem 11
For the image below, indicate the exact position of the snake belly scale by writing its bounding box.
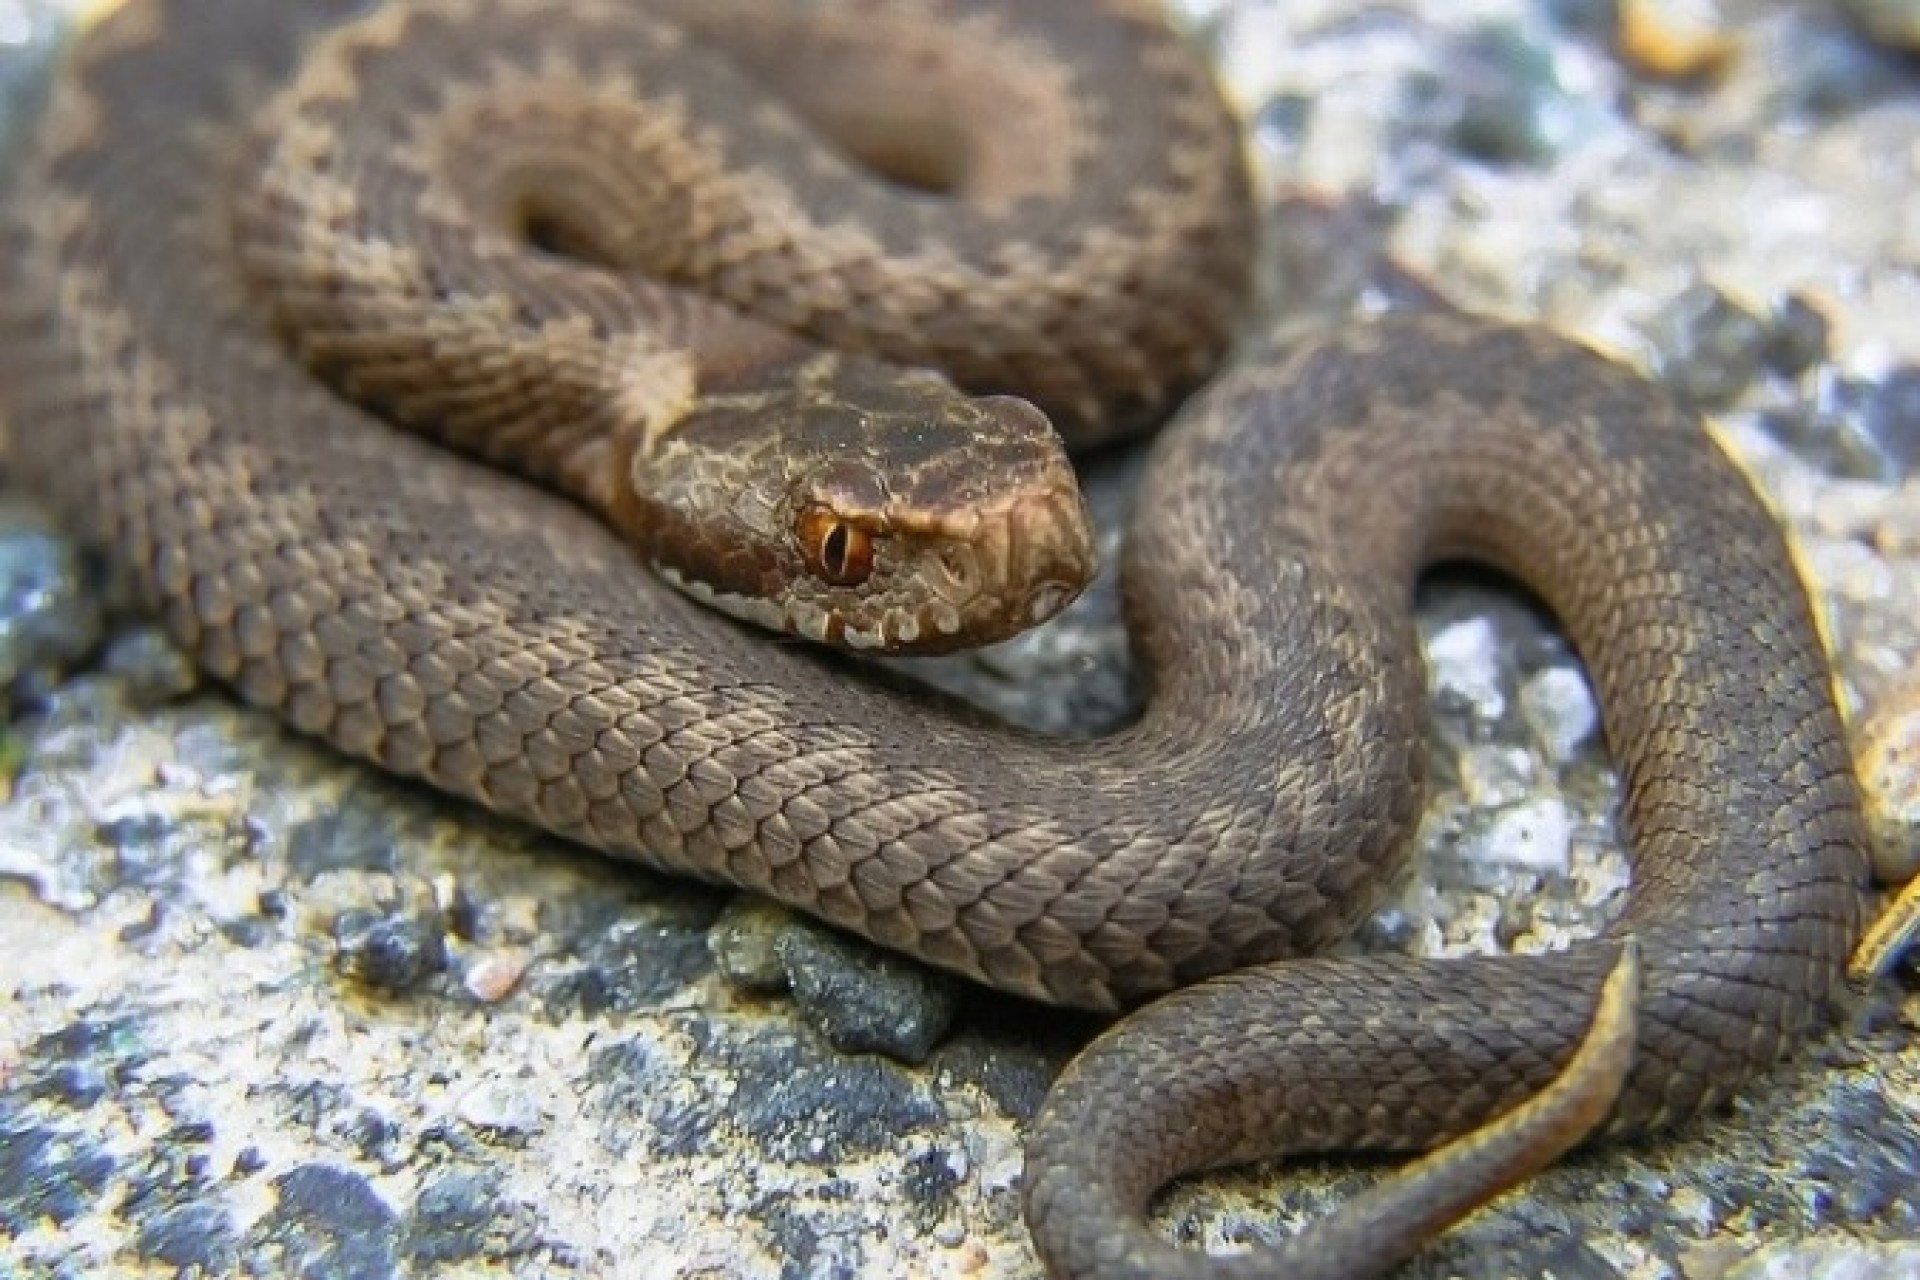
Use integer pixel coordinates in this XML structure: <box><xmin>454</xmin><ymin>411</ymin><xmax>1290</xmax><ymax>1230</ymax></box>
<box><xmin>0</xmin><ymin>0</ymin><xmax>1871</xmax><ymax>1277</ymax></box>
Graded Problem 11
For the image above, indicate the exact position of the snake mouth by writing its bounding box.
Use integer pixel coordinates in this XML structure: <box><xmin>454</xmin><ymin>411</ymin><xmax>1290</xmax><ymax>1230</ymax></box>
<box><xmin>1023</xmin><ymin>580</ymin><xmax>1078</xmax><ymax>627</ymax></box>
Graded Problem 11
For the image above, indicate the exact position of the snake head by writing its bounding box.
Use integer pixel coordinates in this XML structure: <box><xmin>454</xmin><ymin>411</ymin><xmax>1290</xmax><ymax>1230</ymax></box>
<box><xmin>616</xmin><ymin>355</ymin><xmax>1095</xmax><ymax>654</ymax></box>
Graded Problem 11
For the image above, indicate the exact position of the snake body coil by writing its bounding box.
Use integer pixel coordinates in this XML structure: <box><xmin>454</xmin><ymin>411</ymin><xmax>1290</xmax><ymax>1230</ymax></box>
<box><xmin>0</xmin><ymin>1</ymin><xmax>1871</xmax><ymax>1276</ymax></box>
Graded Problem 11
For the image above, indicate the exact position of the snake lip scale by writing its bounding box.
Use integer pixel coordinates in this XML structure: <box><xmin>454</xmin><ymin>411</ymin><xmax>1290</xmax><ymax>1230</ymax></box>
<box><xmin>0</xmin><ymin>0</ymin><xmax>1873</xmax><ymax>1277</ymax></box>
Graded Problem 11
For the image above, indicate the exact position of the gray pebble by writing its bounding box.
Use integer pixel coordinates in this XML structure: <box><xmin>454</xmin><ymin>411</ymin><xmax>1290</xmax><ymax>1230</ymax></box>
<box><xmin>1760</xmin><ymin>294</ymin><xmax>1833</xmax><ymax>380</ymax></box>
<box><xmin>1771</xmin><ymin>18</ymin><xmax>1914</xmax><ymax>117</ymax></box>
<box><xmin>0</xmin><ymin>501</ymin><xmax>101</xmax><ymax>694</ymax></box>
<box><xmin>933</xmin><ymin>1033</ymin><xmax>1066</xmax><ymax>1123</ymax></box>
<box><xmin>1762</xmin><ymin>368</ymin><xmax>1920</xmax><ymax>483</ymax></box>
<box><xmin>708</xmin><ymin>896</ymin><xmax>796</xmax><ymax>994</ymax></box>
<box><xmin>1855</xmin><ymin>670</ymin><xmax>1920</xmax><ymax>884</ymax></box>
<box><xmin>1646</xmin><ymin>282</ymin><xmax>1775</xmax><ymax>410</ymax></box>
<box><xmin>1458</xmin><ymin>745</ymin><xmax>1536</xmax><ymax>807</ymax></box>
<box><xmin>775</xmin><ymin>921</ymin><xmax>960</xmax><ymax>1065</ymax></box>
<box><xmin>455</xmin><ymin>1080</ymin><xmax>544</xmax><ymax>1146</ymax></box>
<box><xmin>405</xmin><ymin>1170</ymin><xmax>506</xmax><ymax>1264</ymax></box>
<box><xmin>253</xmin><ymin>1163</ymin><xmax>401</xmax><ymax>1280</ymax></box>
<box><xmin>332</xmin><ymin>908</ymin><xmax>449</xmax><ymax>993</ymax></box>
<box><xmin>1537</xmin><ymin>0</ymin><xmax>1617</xmax><ymax>41</ymax></box>
<box><xmin>1519</xmin><ymin>666</ymin><xmax>1598</xmax><ymax>761</ymax></box>
<box><xmin>1460</xmin><ymin>797</ymin><xmax>1575</xmax><ymax>874</ymax></box>
<box><xmin>1856</xmin><ymin>367</ymin><xmax>1920</xmax><ymax>478</ymax></box>
<box><xmin>134</xmin><ymin>1201</ymin><xmax>239</xmax><ymax>1272</ymax></box>
<box><xmin>1426</xmin><ymin>616</ymin><xmax>1508</xmax><ymax>725</ymax></box>
<box><xmin>99</xmin><ymin>625</ymin><xmax>199</xmax><ymax>706</ymax></box>
<box><xmin>1401</xmin><ymin>23</ymin><xmax>1603</xmax><ymax>167</ymax></box>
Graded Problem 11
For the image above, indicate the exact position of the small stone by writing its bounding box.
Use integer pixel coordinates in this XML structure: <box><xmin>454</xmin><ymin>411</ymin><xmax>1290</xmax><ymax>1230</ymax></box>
<box><xmin>169</xmin><ymin>1119</ymin><xmax>216</xmax><ymax>1145</ymax></box>
<box><xmin>406</xmin><ymin>1171</ymin><xmax>503</xmax><ymax>1264</ymax></box>
<box><xmin>257</xmin><ymin>1164</ymin><xmax>401</xmax><ymax>1279</ymax></box>
<box><xmin>1459</xmin><ymin>746</ymin><xmax>1536</xmax><ymax>807</ymax></box>
<box><xmin>1646</xmin><ymin>282</ymin><xmax>1774</xmax><ymax>410</ymax></box>
<box><xmin>99</xmin><ymin>625</ymin><xmax>199</xmax><ymax>705</ymax></box>
<box><xmin>134</xmin><ymin>1201</ymin><xmax>238</xmax><ymax>1271</ymax></box>
<box><xmin>32</xmin><ymin>1061</ymin><xmax>111</xmax><ymax>1109</ymax></box>
<box><xmin>1427</xmin><ymin>617</ymin><xmax>1508</xmax><ymax>724</ymax></box>
<box><xmin>1538</xmin><ymin>0</ymin><xmax>1617</xmax><ymax>41</ymax></box>
<box><xmin>1519</xmin><ymin>667</ymin><xmax>1599</xmax><ymax>761</ymax></box>
<box><xmin>708</xmin><ymin>896</ymin><xmax>795</xmax><ymax>994</ymax></box>
<box><xmin>1615</xmin><ymin>0</ymin><xmax>1738</xmax><ymax>80</ymax></box>
<box><xmin>0</xmin><ymin>501</ymin><xmax>101</xmax><ymax>693</ymax></box>
<box><xmin>1856</xmin><ymin>667</ymin><xmax>1920</xmax><ymax>886</ymax></box>
<box><xmin>23</xmin><ymin>674</ymin><xmax>132</xmax><ymax>775</ymax></box>
<box><xmin>904</xmin><ymin>1146</ymin><xmax>965</xmax><ymax>1212</ymax></box>
<box><xmin>339</xmin><ymin>1108</ymin><xmax>401</xmax><ymax>1162</ymax></box>
<box><xmin>455</xmin><ymin>1079</ymin><xmax>545</xmax><ymax>1145</ymax></box>
<box><xmin>1249</xmin><ymin>92</ymin><xmax>1311</xmax><ymax>158</ymax></box>
<box><xmin>1770</xmin><ymin>23</ymin><xmax>1912</xmax><ymax>118</ymax></box>
<box><xmin>94</xmin><ymin>813</ymin><xmax>173</xmax><ymax>852</ymax></box>
<box><xmin>1400</xmin><ymin>25</ymin><xmax>1590</xmax><ymax>167</ymax></box>
<box><xmin>444</xmin><ymin>882</ymin><xmax>485</xmax><ymax>941</ymax></box>
<box><xmin>1855</xmin><ymin>367</ymin><xmax>1920</xmax><ymax>477</ymax></box>
<box><xmin>586</xmin><ymin>1034</ymin><xmax>723</xmax><ymax>1162</ymax></box>
<box><xmin>1465</xmin><ymin>798</ymin><xmax>1575</xmax><ymax>873</ymax></box>
<box><xmin>1761</xmin><ymin>294</ymin><xmax>1833</xmax><ymax>380</ymax></box>
<box><xmin>933</xmin><ymin>1034</ymin><xmax>1063</xmax><ymax>1123</ymax></box>
<box><xmin>775</xmin><ymin>922</ymin><xmax>960</xmax><ymax>1065</ymax></box>
<box><xmin>461</xmin><ymin>950</ymin><xmax>528</xmax><ymax>1003</ymax></box>
<box><xmin>1758</xmin><ymin>377</ymin><xmax>1903</xmax><ymax>482</ymax></box>
<box><xmin>332</xmin><ymin>908</ymin><xmax>449</xmax><ymax>993</ymax></box>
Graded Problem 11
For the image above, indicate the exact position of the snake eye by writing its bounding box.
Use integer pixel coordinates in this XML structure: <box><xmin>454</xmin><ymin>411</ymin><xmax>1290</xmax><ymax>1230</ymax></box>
<box><xmin>798</xmin><ymin>505</ymin><xmax>875</xmax><ymax>587</ymax></box>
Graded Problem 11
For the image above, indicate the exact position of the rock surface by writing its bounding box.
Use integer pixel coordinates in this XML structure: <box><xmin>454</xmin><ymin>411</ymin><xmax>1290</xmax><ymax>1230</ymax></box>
<box><xmin>3</xmin><ymin>0</ymin><xmax>1919</xmax><ymax>1277</ymax></box>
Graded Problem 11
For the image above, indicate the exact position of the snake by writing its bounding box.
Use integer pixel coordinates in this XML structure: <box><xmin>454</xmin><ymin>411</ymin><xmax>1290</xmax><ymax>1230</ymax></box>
<box><xmin>0</xmin><ymin>0</ymin><xmax>1874</xmax><ymax>1276</ymax></box>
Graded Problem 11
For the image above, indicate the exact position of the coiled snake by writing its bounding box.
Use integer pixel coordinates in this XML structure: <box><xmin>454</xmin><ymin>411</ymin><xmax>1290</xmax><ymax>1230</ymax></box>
<box><xmin>0</xmin><ymin>0</ymin><xmax>1872</xmax><ymax>1276</ymax></box>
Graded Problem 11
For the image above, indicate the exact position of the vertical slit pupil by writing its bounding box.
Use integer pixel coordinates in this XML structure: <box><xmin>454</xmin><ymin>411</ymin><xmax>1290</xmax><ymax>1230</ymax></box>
<box><xmin>824</xmin><ymin>525</ymin><xmax>849</xmax><ymax>576</ymax></box>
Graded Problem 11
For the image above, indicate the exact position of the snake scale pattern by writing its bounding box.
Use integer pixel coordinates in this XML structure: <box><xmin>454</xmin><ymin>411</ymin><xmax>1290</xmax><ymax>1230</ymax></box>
<box><xmin>0</xmin><ymin>0</ymin><xmax>1872</xmax><ymax>1275</ymax></box>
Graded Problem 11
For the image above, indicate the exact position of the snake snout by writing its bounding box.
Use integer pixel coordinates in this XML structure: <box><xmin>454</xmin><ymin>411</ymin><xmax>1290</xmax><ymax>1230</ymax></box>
<box><xmin>1006</xmin><ymin>485</ymin><xmax>1094</xmax><ymax>630</ymax></box>
<box><xmin>890</xmin><ymin>391</ymin><xmax>1092</xmax><ymax>640</ymax></box>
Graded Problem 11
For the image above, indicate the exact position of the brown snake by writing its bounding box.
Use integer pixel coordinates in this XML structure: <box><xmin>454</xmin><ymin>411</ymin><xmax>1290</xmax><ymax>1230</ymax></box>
<box><xmin>0</xmin><ymin>0</ymin><xmax>1874</xmax><ymax>1276</ymax></box>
